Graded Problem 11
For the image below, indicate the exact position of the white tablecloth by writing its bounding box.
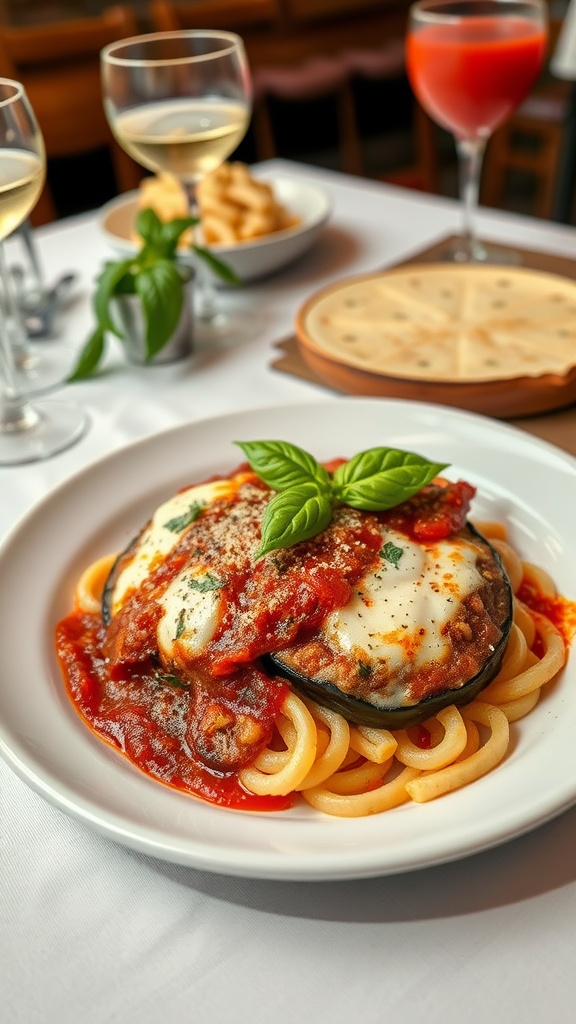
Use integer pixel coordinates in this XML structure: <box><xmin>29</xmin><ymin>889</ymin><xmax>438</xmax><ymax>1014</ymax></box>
<box><xmin>2</xmin><ymin>160</ymin><xmax>576</xmax><ymax>1024</ymax></box>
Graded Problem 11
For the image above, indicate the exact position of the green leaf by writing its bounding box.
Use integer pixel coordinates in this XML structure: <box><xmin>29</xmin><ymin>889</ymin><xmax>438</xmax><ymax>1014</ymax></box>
<box><xmin>332</xmin><ymin>447</ymin><xmax>448</xmax><ymax>511</ymax></box>
<box><xmin>67</xmin><ymin>326</ymin><xmax>106</xmax><ymax>381</ymax></box>
<box><xmin>135</xmin><ymin>207</ymin><xmax>165</xmax><ymax>249</ymax></box>
<box><xmin>254</xmin><ymin>484</ymin><xmax>333</xmax><ymax>559</ymax></box>
<box><xmin>381</xmin><ymin>540</ymin><xmax>404</xmax><ymax>569</ymax></box>
<box><xmin>135</xmin><ymin>260</ymin><xmax>184</xmax><ymax>359</ymax></box>
<box><xmin>163</xmin><ymin>501</ymin><xmax>205</xmax><ymax>533</ymax></box>
<box><xmin>193</xmin><ymin>243</ymin><xmax>242</xmax><ymax>285</ymax></box>
<box><xmin>175</xmin><ymin>609</ymin><xmax>186</xmax><ymax>639</ymax></box>
<box><xmin>188</xmin><ymin>573</ymin><xmax>223</xmax><ymax>592</ymax></box>
<box><xmin>95</xmin><ymin>259</ymin><xmax>134</xmax><ymax>337</ymax></box>
<box><xmin>157</xmin><ymin>216</ymin><xmax>197</xmax><ymax>255</ymax></box>
<box><xmin>153</xmin><ymin>667</ymin><xmax>189</xmax><ymax>689</ymax></box>
<box><xmin>235</xmin><ymin>440</ymin><xmax>332</xmax><ymax>494</ymax></box>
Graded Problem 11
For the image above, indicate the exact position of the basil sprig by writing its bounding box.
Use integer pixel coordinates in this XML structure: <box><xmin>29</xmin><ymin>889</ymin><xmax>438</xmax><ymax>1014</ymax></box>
<box><xmin>235</xmin><ymin>439</ymin><xmax>448</xmax><ymax>558</ymax></box>
<box><xmin>68</xmin><ymin>208</ymin><xmax>240</xmax><ymax>381</ymax></box>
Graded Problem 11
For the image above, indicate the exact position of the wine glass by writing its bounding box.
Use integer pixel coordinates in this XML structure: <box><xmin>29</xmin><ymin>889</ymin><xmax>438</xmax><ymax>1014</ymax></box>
<box><xmin>101</xmin><ymin>29</ymin><xmax>252</xmax><ymax>326</ymax></box>
<box><xmin>0</xmin><ymin>78</ymin><xmax>87</xmax><ymax>465</ymax></box>
<box><xmin>406</xmin><ymin>0</ymin><xmax>548</xmax><ymax>263</ymax></box>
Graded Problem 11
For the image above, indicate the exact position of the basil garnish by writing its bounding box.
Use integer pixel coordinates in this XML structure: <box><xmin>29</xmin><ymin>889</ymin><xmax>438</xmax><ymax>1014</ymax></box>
<box><xmin>332</xmin><ymin>448</ymin><xmax>445</xmax><ymax>511</ymax></box>
<box><xmin>256</xmin><ymin>483</ymin><xmax>333</xmax><ymax>559</ymax></box>
<box><xmin>235</xmin><ymin>439</ymin><xmax>448</xmax><ymax>559</ymax></box>
<box><xmin>235</xmin><ymin>440</ymin><xmax>331</xmax><ymax>494</ymax></box>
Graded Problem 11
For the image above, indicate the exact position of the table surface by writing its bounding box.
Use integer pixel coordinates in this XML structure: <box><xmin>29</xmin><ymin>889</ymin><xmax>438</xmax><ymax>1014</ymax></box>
<box><xmin>3</xmin><ymin>159</ymin><xmax>576</xmax><ymax>1024</ymax></box>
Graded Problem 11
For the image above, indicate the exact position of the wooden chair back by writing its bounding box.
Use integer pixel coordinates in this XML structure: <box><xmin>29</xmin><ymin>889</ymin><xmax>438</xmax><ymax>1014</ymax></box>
<box><xmin>0</xmin><ymin>4</ymin><xmax>144</xmax><ymax>223</ymax></box>
<box><xmin>148</xmin><ymin>1</ymin><xmax>409</xmax><ymax>177</ymax></box>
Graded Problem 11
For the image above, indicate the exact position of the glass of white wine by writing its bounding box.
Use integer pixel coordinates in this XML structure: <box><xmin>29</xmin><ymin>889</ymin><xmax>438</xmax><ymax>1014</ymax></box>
<box><xmin>0</xmin><ymin>78</ymin><xmax>87</xmax><ymax>465</ymax></box>
<box><xmin>101</xmin><ymin>29</ymin><xmax>252</xmax><ymax>326</ymax></box>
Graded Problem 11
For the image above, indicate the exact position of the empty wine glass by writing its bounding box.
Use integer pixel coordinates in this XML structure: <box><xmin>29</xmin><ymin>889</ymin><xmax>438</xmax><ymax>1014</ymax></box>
<box><xmin>101</xmin><ymin>29</ymin><xmax>252</xmax><ymax>326</ymax></box>
<box><xmin>406</xmin><ymin>0</ymin><xmax>548</xmax><ymax>263</ymax></box>
<box><xmin>0</xmin><ymin>78</ymin><xmax>87</xmax><ymax>465</ymax></box>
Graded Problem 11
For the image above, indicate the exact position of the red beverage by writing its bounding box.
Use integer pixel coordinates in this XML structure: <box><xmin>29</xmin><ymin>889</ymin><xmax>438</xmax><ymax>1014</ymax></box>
<box><xmin>406</xmin><ymin>16</ymin><xmax>547</xmax><ymax>139</ymax></box>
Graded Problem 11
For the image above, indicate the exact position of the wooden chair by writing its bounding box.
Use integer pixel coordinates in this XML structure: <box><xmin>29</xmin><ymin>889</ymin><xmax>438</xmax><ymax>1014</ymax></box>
<box><xmin>481</xmin><ymin>18</ymin><xmax>572</xmax><ymax>220</ymax></box>
<box><xmin>0</xmin><ymin>5</ymin><xmax>144</xmax><ymax>224</ymax></box>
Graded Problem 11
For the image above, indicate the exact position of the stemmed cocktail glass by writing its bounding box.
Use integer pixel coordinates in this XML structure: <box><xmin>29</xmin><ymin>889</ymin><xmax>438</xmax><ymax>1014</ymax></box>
<box><xmin>406</xmin><ymin>0</ymin><xmax>548</xmax><ymax>263</ymax></box>
<box><xmin>101</xmin><ymin>29</ymin><xmax>252</xmax><ymax>325</ymax></box>
<box><xmin>0</xmin><ymin>78</ymin><xmax>87</xmax><ymax>465</ymax></box>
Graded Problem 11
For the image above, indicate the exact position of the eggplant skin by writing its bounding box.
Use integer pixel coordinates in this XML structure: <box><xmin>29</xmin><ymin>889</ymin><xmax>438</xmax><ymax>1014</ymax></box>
<box><xmin>101</xmin><ymin>534</ymin><xmax>141</xmax><ymax>626</ymax></box>
<box><xmin>268</xmin><ymin>524</ymin><xmax>514</xmax><ymax>731</ymax></box>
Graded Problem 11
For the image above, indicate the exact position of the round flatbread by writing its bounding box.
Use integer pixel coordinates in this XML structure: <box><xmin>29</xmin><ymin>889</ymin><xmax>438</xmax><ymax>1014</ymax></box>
<box><xmin>296</xmin><ymin>264</ymin><xmax>576</xmax><ymax>383</ymax></box>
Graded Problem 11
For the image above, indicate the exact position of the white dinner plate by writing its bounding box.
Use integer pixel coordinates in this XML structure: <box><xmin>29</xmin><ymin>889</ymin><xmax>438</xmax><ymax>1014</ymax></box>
<box><xmin>99</xmin><ymin>175</ymin><xmax>332</xmax><ymax>284</ymax></box>
<box><xmin>1</xmin><ymin>397</ymin><xmax>576</xmax><ymax>881</ymax></box>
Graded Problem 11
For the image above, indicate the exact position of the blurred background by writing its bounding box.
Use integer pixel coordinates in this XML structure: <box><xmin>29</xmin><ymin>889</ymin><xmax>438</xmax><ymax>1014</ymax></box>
<box><xmin>1</xmin><ymin>0</ymin><xmax>574</xmax><ymax>226</ymax></box>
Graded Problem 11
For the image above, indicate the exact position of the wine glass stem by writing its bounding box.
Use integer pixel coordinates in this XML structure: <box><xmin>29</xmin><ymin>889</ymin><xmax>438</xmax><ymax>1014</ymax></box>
<box><xmin>0</xmin><ymin>306</ymin><xmax>40</xmax><ymax>435</ymax></box>
<box><xmin>0</xmin><ymin>241</ymin><xmax>35</xmax><ymax>370</ymax></box>
<box><xmin>184</xmin><ymin>184</ymin><xmax>220</xmax><ymax>325</ymax></box>
<box><xmin>455</xmin><ymin>137</ymin><xmax>487</xmax><ymax>262</ymax></box>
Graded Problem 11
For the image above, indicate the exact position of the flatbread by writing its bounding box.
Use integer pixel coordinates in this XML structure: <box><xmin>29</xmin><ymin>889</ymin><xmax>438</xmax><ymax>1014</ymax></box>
<box><xmin>297</xmin><ymin>264</ymin><xmax>576</xmax><ymax>383</ymax></box>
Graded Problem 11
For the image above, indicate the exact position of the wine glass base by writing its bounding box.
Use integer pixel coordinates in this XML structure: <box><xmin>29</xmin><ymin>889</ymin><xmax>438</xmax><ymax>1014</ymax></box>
<box><xmin>14</xmin><ymin>338</ymin><xmax>84</xmax><ymax>397</ymax></box>
<box><xmin>0</xmin><ymin>399</ymin><xmax>88</xmax><ymax>466</ymax></box>
<box><xmin>436</xmin><ymin>238</ymin><xmax>522</xmax><ymax>266</ymax></box>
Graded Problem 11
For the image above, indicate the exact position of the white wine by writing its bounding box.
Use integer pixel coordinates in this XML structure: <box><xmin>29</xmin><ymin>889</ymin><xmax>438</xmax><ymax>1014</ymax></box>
<box><xmin>0</xmin><ymin>149</ymin><xmax>45</xmax><ymax>241</ymax></box>
<box><xmin>111</xmin><ymin>98</ymin><xmax>250</xmax><ymax>184</ymax></box>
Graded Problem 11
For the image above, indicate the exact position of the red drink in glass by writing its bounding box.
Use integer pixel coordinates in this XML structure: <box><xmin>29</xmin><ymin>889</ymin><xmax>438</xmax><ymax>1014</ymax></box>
<box><xmin>406</xmin><ymin>16</ymin><xmax>547</xmax><ymax>140</ymax></box>
<box><xmin>405</xmin><ymin>0</ymin><xmax>547</xmax><ymax>263</ymax></box>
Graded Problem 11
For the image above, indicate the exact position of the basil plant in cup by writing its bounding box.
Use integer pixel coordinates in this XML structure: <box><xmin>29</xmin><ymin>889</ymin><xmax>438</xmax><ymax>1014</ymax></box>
<box><xmin>68</xmin><ymin>208</ymin><xmax>239</xmax><ymax>380</ymax></box>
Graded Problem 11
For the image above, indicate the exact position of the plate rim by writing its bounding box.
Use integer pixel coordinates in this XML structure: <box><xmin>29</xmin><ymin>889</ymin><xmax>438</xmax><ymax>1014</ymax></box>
<box><xmin>2</xmin><ymin>396</ymin><xmax>576</xmax><ymax>881</ymax></box>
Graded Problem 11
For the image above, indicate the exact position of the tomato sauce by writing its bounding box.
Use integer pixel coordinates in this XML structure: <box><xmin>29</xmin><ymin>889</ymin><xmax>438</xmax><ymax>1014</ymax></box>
<box><xmin>517</xmin><ymin>580</ymin><xmax>576</xmax><ymax>649</ymax></box>
<box><xmin>56</xmin><ymin>611</ymin><xmax>292</xmax><ymax>811</ymax></box>
<box><xmin>379</xmin><ymin>479</ymin><xmax>475</xmax><ymax>542</ymax></box>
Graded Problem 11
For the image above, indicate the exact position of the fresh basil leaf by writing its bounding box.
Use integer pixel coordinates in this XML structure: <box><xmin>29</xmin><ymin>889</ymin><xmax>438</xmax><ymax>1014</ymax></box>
<box><xmin>135</xmin><ymin>207</ymin><xmax>165</xmax><ymax>248</ymax></box>
<box><xmin>163</xmin><ymin>501</ymin><xmax>205</xmax><ymax>533</ymax></box>
<box><xmin>95</xmin><ymin>259</ymin><xmax>134</xmax><ymax>337</ymax></box>
<box><xmin>193</xmin><ymin>243</ymin><xmax>241</xmax><ymax>285</ymax></box>
<box><xmin>235</xmin><ymin>440</ymin><xmax>332</xmax><ymax>494</ymax></box>
<box><xmin>255</xmin><ymin>484</ymin><xmax>333</xmax><ymax>559</ymax></box>
<box><xmin>332</xmin><ymin>447</ymin><xmax>448</xmax><ymax>511</ymax></box>
<box><xmin>135</xmin><ymin>260</ymin><xmax>184</xmax><ymax>359</ymax></box>
<box><xmin>67</xmin><ymin>326</ymin><xmax>106</xmax><ymax>381</ymax></box>
<box><xmin>156</xmin><ymin>216</ymin><xmax>197</xmax><ymax>259</ymax></box>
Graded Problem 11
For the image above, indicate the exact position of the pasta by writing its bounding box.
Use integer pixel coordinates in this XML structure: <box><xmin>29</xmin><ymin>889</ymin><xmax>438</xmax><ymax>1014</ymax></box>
<box><xmin>135</xmin><ymin>163</ymin><xmax>299</xmax><ymax>247</ymax></box>
<box><xmin>58</xmin><ymin>508</ymin><xmax>573</xmax><ymax>818</ymax></box>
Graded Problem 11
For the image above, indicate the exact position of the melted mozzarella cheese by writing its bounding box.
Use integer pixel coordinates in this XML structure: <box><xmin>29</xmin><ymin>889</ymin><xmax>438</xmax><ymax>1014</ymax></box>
<box><xmin>157</xmin><ymin>566</ymin><xmax>223</xmax><ymax>662</ymax></box>
<box><xmin>111</xmin><ymin>478</ymin><xmax>234</xmax><ymax>614</ymax></box>
<box><xmin>324</xmin><ymin>528</ymin><xmax>482</xmax><ymax>702</ymax></box>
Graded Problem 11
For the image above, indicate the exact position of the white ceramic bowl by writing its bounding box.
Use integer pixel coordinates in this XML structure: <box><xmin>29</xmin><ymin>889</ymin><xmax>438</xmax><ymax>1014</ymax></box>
<box><xmin>98</xmin><ymin>174</ymin><xmax>332</xmax><ymax>285</ymax></box>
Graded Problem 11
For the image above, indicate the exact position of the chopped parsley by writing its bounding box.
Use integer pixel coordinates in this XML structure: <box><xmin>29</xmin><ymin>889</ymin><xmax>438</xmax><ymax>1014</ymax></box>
<box><xmin>381</xmin><ymin>540</ymin><xmax>404</xmax><ymax>569</ymax></box>
<box><xmin>163</xmin><ymin>501</ymin><xmax>205</xmax><ymax>533</ymax></box>
<box><xmin>188</xmin><ymin>573</ymin><xmax>223</xmax><ymax>593</ymax></box>
<box><xmin>175</xmin><ymin>608</ymin><xmax>186</xmax><ymax>639</ymax></box>
<box><xmin>153</xmin><ymin>667</ymin><xmax>189</xmax><ymax>690</ymax></box>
